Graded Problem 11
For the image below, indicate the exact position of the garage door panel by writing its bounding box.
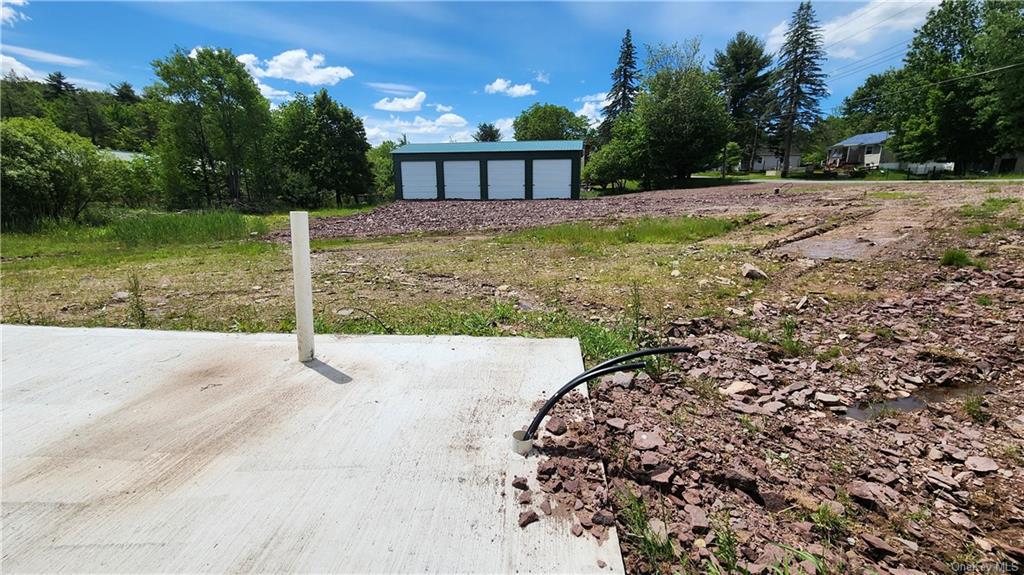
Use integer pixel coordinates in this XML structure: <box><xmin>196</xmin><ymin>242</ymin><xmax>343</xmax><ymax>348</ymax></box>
<box><xmin>443</xmin><ymin>161</ymin><xmax>480</xmax><ymax>200</ymax></box>
<box><xmin>487</xmin><ymin>160</ymin><xmax>525</xmax><ymax>200</ymax></box>
<box><xmin>400</xmin><ymin>162</ymin><xmax>437</xmax><ymax>200</ymax></box>
<box><xmin>533</xmin><ymin>159</ymin><xmax>571</xmax><ymax>199</ymax></box>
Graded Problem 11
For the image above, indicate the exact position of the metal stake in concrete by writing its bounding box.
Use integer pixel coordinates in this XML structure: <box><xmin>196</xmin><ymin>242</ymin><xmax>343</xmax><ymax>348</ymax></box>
<box><xmin>290</xmin><ymin>211</ymin><xmax>315</xmax><ymax>362</ymax></box>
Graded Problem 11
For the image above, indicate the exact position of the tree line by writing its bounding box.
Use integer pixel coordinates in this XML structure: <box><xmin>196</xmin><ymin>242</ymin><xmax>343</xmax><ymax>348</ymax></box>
<box><xmin>1</xmin><ymin>46</ymin><xmax>389</xmax><ymax>231</ymax></box>
<box><xmin>580</xmin><ymin>0</ymin><xmax>1023</xmax><ymax>190</ymax></box>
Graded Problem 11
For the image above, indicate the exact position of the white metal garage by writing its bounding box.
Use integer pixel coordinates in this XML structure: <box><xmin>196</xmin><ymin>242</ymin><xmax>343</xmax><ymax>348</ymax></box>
<box><xmin>400</xmin><ymin>162</ymin><xmax>437</xmax><ymax>200</ymax></box>
<box><xmin>443</xmin><ymin>161</ymin><xmax>481</xmax><ymax>200</ymax></box>
<box><xmin>487</xmin><ymin>160</ymin><xmax>525</xmax><ymax>200</ymax></box>
<box><xmin>532</xmin><ymin>159</ymin><xmax>572</xmax><ymax>199</ymax></box>
<box><xmin>392</xmin><ymin>140</ymin><xmax>583</xmax><ymax>201</ymax></box>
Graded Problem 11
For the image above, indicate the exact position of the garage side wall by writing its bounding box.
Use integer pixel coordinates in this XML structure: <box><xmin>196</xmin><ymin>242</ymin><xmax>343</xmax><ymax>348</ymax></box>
<box><xmin>393</xmin><ymin>151</ymin><xmax>582</xmax><ymax>200</ymax></box>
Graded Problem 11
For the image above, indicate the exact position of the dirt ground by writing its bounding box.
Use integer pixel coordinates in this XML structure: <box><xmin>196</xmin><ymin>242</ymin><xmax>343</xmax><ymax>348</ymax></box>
<box><xmin>3</xmin><ymin>181</ymin><xmax>1023</xmax><ymax>573</ymax></box>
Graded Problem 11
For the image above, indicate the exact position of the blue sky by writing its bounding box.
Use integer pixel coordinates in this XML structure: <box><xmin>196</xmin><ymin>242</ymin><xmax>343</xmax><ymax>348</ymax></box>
<box><xmin>1</xmin><ymin>1</ymin><xmax>938</xmax><ymax>144</ymax></box>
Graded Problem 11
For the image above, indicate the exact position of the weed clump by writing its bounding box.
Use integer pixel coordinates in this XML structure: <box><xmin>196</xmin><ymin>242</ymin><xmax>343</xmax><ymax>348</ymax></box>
<box><xmin>940</xmin><ymin>248</ymin><xmax>973</xmax><ymax>268</ymax></box>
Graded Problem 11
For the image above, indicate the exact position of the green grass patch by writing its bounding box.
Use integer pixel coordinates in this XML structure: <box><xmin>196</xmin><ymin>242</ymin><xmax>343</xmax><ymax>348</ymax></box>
<box><xmin>110</xmin><ymin>212</ymin><xmax>267</xmax><ymax>247</ymax></box>
<box><xmin>307</xmin><ymin>300</ymin><xmax>633</xmax><ymax>365</ymax></box>
<box><xmin>618</xmin><ymin>489</ymin><xmax>677</xmax><ymax>569</ymax></box>
<box><xmin>868</xmin><ymin>191</ymin><xmax>922</xmax><ymax>200</ymax></box>
<box><xmin>260</xmin><ymin>205</ymin><xmax>375</xmax><ymax>230</ymax></box>
<box><xmin>957</xmin><ymin>197</ymin><xmax>1021</xmax><ymax>219</ymax></box>
<box><xmin>940</xmin><ymin>248</ymin><xmax>973</xmax><ymax>268</ymax></box>
<box><xmin>508</xmin><ymin>215</ymin><xmax>755</xmax><ymax>246</ymax></box>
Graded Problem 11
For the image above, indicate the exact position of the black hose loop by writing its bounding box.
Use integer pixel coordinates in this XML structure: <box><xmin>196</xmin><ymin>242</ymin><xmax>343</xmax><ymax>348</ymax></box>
<box><xmin>522</xmin><ymin>345</ymin><xmax>691</xmax><ymax>440</ymax></box>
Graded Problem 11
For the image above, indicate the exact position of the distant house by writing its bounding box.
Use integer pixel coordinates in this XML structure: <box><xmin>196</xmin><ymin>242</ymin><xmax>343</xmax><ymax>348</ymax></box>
<box><xmin>827</xmin><ymin>131</ymin><xmax>954</xmax><ymax>175</ymax></box>
<box><xmin>827</xmin><ymin>131</ymin><xmax>895</xmax><ymax>169</ymax></box>
<box><xmin>101</xmin><ymin>149</ymin><xmax>147</xmax><ymax>162</ymax></box>
<box><xmin>740</xmin><ymin>148</ymin><xmax>801</xmax><ymax>172</ymax></box>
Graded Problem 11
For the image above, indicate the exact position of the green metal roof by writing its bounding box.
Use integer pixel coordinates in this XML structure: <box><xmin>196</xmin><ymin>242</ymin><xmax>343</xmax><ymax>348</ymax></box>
<box><xmin>392</xmin><ymin>140</ymin><xmax>584</xmax><ymax>154</ymax></box>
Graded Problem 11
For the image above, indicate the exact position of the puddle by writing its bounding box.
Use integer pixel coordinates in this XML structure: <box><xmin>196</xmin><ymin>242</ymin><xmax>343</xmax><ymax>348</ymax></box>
<box><xmin>846</xmin><ymin>384</ymin><xmax>985</xmax><ymax>421</ymax></box>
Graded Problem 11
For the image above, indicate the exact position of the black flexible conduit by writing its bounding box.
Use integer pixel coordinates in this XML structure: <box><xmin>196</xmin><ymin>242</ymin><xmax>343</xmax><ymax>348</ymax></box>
<box><xmin>522</xmin><ymin>346</ymin><xmax>691</xmax><ymax>440</ymax></box>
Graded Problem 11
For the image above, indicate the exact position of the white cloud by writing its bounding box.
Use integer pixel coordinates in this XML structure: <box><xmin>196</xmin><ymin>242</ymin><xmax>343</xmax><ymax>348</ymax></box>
<box><xmin>575</xmin><ymin>92</ymin><xmax>607</xmax><ymax>103</ymax></box>
<box><xmin>1</xmin><ymin>0</ymin><xmax>29</xmax><ymax>26</ymax></box>
<box><xmin>434</xmin><ymin>103</ymin><xmax>453</xmax><ymax>113</ymax></box>
<box><xmin>435</xmin><ymin>112</ymin><xmax>467</xmax><ymax>127</ymax></box>
<box><xmin>257</xmin><ymin>81</ymin><xmax>291</xmax><ymax>101</ymax></box>
<box><xmin>484</xmin><ymin>78</ymin><xmax>511</xmax><ymax>94</ymax></box>
<box><xmin>575</xmin><ymin>92</ymin><xmax>611</xmax><ymax>127</ymax></box>
<box><xmin>767</xmin><ymin>0</ymin><xmax>939</xmax><ymax>59</ymax></box>
<box><xmin>363</xmin><ymin>112</ymin><xmax>469</xmax><ymax>145</ymax></box>
<box><xmin>494</xmin><ymin>117</ymin><xmax>515</xmax><ymax>140</ymax></box>
<box><xmin>374</xmin><ymin>90</ymin><xmax>426</xmax><ymax>112</ymax></box>
<box><xmin>237</xmin><ymin>49</ymin><xmax>353</xmax><ymax>85</ymax></box>
<box><xmin>0</xmin><ymin>53</ymin><xmax>42</xmax><ymax>79</ymax></box>
<box><xmin>506</xmin><ymin>83</ymin><xmax>537</xmax><ymax>97</ymax></box>
<box><xmin>484</xmin><ymin>77</ymin><xmax>537</xmax><ymax>97</ymax></box>
<box><xmin>534</xmin><ymin>70</ymin><xmax>550</xmax><ymax>84</ymax></box>
<box><xmin>2</xmin><ymin>45</ymin><xmax>88</xmax><ymax>67</ymax></box>
<box><xmin>366</xmin><ymin>81</ymin><xmax>418</xmax><ymax>95</ymax></box>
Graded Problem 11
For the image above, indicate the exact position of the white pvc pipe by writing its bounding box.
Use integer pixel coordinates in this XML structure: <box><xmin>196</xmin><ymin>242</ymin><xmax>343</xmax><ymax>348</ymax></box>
<box><xmin>290</xmin><ymin>211</ymin><xmax>315</xmax><ymax>362</ymax></box>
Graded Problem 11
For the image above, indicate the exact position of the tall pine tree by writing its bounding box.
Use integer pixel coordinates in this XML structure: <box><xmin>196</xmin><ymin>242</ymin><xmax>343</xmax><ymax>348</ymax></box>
<box><xmin>599</xmin><ymin>29</ymin><xmax>640</xmax><ymax>144</ymax></box>
<box><xmin>774</xmin><ymin>1</ymin><xmax>827</xmax><ymax>177</ymax></box>
<box><xmin>712</xmin><ymin>32</ymin><xmax>774</xmax><ymax>171</ymax></box>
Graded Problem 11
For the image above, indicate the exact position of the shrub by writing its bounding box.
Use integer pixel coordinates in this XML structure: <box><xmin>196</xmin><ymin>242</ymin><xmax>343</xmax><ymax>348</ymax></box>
<box><xmin>1</xmin><ymin>117</ymin><xmax>103</xmax><ymax>231</ymax></box>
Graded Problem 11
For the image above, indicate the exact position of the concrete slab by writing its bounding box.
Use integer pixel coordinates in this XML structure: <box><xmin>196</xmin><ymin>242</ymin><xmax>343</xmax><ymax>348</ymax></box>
<box><xmin>1</xmin><ymin>325</ymin><xmax>623</xmax><ymax>573</ymax></box>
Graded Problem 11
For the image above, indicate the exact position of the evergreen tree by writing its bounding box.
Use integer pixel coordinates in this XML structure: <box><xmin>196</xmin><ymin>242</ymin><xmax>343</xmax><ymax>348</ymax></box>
<box><xmin>712</xmin><ymin>32</ymin><xmax>774</xmax><ymax>171</ymax></box>
<box><xmin>472</xmin><ymin>122</ymin><xmax>502</xmax><ymax>142</ymax></box>
<box><xmin>44</xmin><ymin>72</ymin><xmax>76</xmax><ymax>100</ymax></box>
<box><xmin>111</xmin><ymin>81</ymin><xmax>141</xmax><ymax>104</ymax></box>
<box><xmin>774</xmin><ymin>1</ymin><xmax>828</xmax><ymax>177</ymax></box>
<box><xmin>599</xmin><ymin>29</ymin><xmax>640</xmax><ymax>143</ymax></box>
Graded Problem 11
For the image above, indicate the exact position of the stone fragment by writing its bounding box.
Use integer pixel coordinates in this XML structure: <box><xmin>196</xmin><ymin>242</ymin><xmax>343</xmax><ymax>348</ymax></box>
<box><xmin>866</xmin><ymin>467</ymin><xmax>899</xmax><ymax>485</ymax></box>
<box><xmin>640</xmin><ymin>451</ymin><xmax>660</xmax><ymax>468</ymax></box>
<box><xmin>650</xmin><ymin>465</ymin><xmax>674</xmax><ymax>484</ymax></box>
<box><xmin>545</xmin><ymin>416</ymin><xmax>567</xmax><ymax>436</ymax></box>
<box><xmin>685</xmin><ymin>504</ymin><xmax>709</xmax><ymax>532</ymax></box>
<box><xmin>965</xmin><ymin>456</ymin><xmax>999</xmax><ymax>473</ymax></box>
<box><xmin>749</xmin><ymin>365</ymin><xmax>773</xmax><ymax>380</ymax></box>
<box><xmin>741</xmin><ymin>263</ymin><xmax>769</xmax><ymax>280</ymax></box>
<box><xmin>606</xmin><ymin>417</ymin><xmax>627</xmax><ymax>430</ymax></box>
<box><xmin>512</xmin><ymin>476</ymin><xmax>529</xmax><ymax>490</ymax></box>
<box><xmin>592</xmin><ymin>509</ymin><xmax>615</xmax><ymax>526</ymax></box>
<box><xmin>632</xmin><ymin>430</ymin><xmax>665</xmax><ymax>451</ymax></box>
<box><xmin>571</xmin><ymin>523</ymin><xmax>584</xmax><ymax>537</ymax></box>
<box><xmin>862</xmin><ymin>534</ymin><xmax>897</xmax><ymax>557</ymax></box>
<box><xmin>518</xmin><ymin>490</ymin><xmax>532</xmax><ymax>504</ymax></box>
<box><xmin>540</xmin><ymin>499</ymin><xmax>553</xmax><ymax>515</ymax></box>
<box><xmin>518</xmin><ymin>510</ymin><xmax>539</xmax><ymax>528</ymax></box>
<box><xmin>814</xmin><ymin>391</ymin><xmax>842</xmax><ymax>405</ymax></box>
<box><xmin>720</xmin><ymin>380</ymin><xmax>758</xmax><ymax>396</ymax></box>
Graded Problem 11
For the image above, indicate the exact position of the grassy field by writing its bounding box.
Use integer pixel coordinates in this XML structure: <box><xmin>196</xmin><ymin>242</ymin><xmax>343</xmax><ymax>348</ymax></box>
<box><xmin>1</xmin><ymin>210</ymin><xmax>776</xmax><ymax>364</ymax></box>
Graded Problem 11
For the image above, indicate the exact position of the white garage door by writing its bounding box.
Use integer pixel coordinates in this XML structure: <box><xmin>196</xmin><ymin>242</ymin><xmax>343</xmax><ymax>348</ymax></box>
<box><xmin>443</xmin><ymin>161</ymin><xmax>480</xmax><ymax>200</ymax></box>
<box><xmin>487</xmin><ymin>160</ymin><xmax>525</xmax><ymax>200</ymax></box>
<box><xmin>532</xmin><ymin>159</ymin><xmax>571</xmax><ymax>199</ymax></box>
<box><xmin>400</xmin><ymin>162</ymin><xmax>437</xmax><ymax>200</ymax></box>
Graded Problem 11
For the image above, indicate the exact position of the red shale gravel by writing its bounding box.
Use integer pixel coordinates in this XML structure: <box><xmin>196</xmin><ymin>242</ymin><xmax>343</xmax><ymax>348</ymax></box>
<box><xmin>274</xmin><ymin>183</ymin><xmax>834</xmax><ymax>240</ymax></box>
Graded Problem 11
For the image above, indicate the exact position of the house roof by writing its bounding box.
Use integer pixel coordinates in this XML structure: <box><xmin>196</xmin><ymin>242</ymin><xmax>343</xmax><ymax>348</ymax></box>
<box><xmin>831</xmin><ymin>131</ymin><xmax>892</xmax><ymax>147</ymax></box>
<box><xmin>393</xmin><ymin>140</ymin><xmax>584</xmax><ymax>154</ymax></box>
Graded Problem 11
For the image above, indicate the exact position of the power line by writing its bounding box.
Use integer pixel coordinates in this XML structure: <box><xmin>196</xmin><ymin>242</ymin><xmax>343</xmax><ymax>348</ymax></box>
<box><xmin>823</xmin><ymin>2</ymin><xmax>923</xmax><ymax>52</ymax></box>
<box><xmin>829</xmin><ymin>51</ymin><xmax>906</xmax><ymax>81</ymax></box>
<box><xmin>827</xmin><ymin>36</ymin><xmax>913</xmax><ymax>75</ymax></box>
<box><xmin>839</xmin><ymin>60</ymin><xmax>1024</xmax><ymax>107</ymax></box>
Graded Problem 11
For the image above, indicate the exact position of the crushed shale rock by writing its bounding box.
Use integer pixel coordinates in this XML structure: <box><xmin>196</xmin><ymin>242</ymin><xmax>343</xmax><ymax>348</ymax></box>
<box><xmin>523</xmin><ymin>246</ymin><xmax>1023</xmax><ymax>573</ymax></box>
